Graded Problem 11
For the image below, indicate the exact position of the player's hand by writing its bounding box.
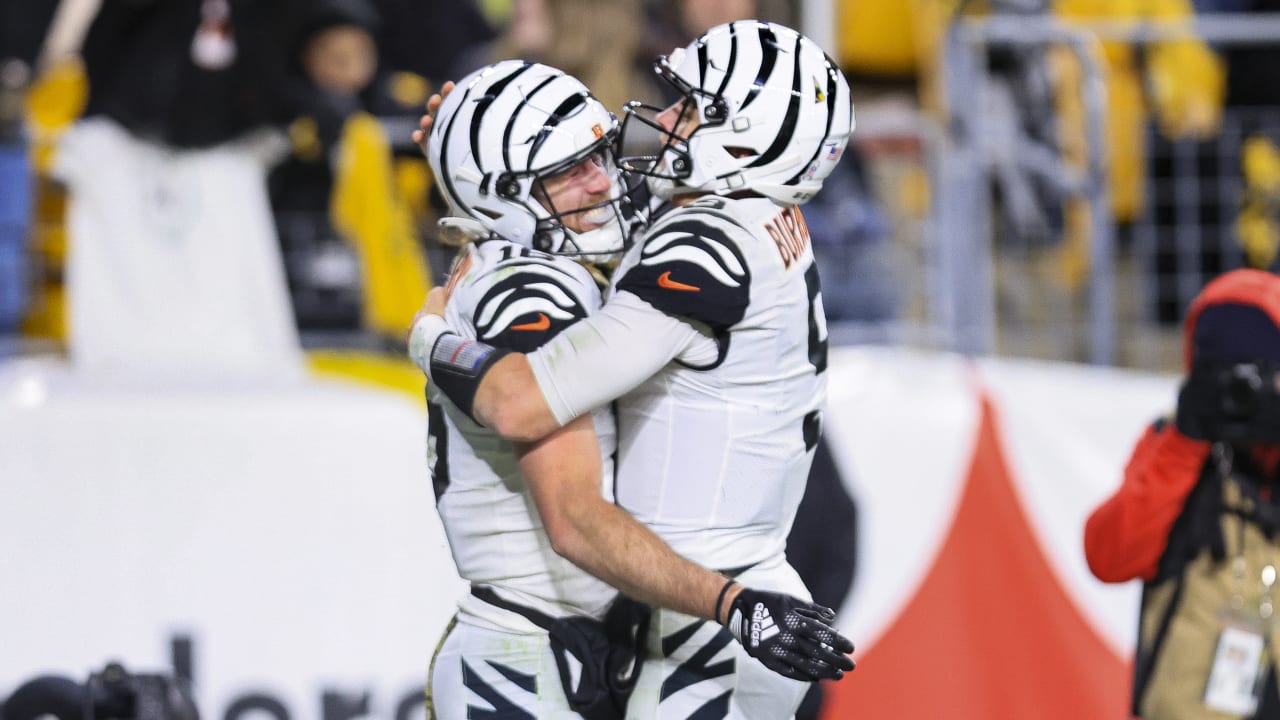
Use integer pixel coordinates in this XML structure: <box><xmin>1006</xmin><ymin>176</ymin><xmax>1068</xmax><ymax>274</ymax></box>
<box><xmin>412</xmin><ymin>80</ymin><xmax>455</xmax><ymax>154</ymax></box>
<box><xmin>406</xmin><ymin>287</ymin><xmax>450</xmax><ymax>345</ymax></box>
<box><xmin>724</xmin><ymin>587</ymin><xmax>855</xmax><ymax>682</ymax></box>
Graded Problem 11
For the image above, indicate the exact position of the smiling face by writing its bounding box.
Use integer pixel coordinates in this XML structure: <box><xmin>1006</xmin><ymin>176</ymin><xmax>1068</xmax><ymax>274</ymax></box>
<box><xmin>532</xmin><ymin>151</ymin><xmax>618</xmax><ymax>234</ymax></box>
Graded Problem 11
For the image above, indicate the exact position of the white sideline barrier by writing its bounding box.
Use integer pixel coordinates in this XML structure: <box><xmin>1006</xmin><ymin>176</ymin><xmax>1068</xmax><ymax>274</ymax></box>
<box><xmin>0</xmin><ymin>357</ymin><xmax>462</xmax><ymax>719</ymax></box>
<box><xmin>0</xmin><ymin>348</ymin><xmax>1179</xmax><ymax>718</ymax></box>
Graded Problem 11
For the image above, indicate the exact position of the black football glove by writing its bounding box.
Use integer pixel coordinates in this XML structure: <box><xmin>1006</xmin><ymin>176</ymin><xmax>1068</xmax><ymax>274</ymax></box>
<box><xmin>725</xmin><ymin>587</ymin><xmax>856</xmax><ymax>682</ymax></box>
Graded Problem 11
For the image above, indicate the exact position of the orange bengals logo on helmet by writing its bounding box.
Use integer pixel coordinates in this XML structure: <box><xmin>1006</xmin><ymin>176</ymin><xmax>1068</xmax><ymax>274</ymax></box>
<box><xmin>592</xmin><ymin>124</ymin><xmax>605</xmax><ymax>139</ymax></box>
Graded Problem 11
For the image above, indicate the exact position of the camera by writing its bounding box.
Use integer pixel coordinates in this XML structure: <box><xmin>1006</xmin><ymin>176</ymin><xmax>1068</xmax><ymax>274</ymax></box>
<box><xmin>2</xmin><ymin>662</ymin><xmax>198</xmax><ymax>720</ymax></box>
<box><xmin>1217</xmin><ymin>362</ymin><xmax>1266</xmax><ymax>419</ymax></box>
<box><xmin>1185</xmin><ymin>359</ymin><xmax>1280</xmax><ymax>444</ymax></box>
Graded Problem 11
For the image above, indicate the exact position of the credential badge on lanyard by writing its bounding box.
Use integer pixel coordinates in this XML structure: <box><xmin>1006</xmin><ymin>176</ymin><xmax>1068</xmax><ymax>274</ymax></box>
<box><xmin>1204</xmin><ymin>445</ymin><xmax>1276</xmax><ymax>716</ymax></box>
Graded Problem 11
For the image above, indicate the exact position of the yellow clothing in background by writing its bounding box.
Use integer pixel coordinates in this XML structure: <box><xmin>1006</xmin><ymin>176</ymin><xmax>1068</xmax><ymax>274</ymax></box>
<box><xmin>1056</xmin><ymin>0</ymin><xmax>1223</xmax><ymax>221</ymax></box>
<box><xmin>331</xmin><ymin>113</ymin><xmax>432</xmax><ymax>339</ymax></box>
<box><xmin>836</xmin><ymin>0</ymin><xmax>1224</xmax><ymax>221</ymax></box>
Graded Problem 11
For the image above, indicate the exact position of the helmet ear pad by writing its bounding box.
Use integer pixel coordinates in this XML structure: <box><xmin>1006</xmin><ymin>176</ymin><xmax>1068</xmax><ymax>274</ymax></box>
<box><xmin>701</xmin><ymin>97</ymin><xmax>729</xmax><ymax>124</ymax></box>
<box><xmin>495</xmin><ymin>173</ymin><xmax>522</xmax><ymax>200</ymax></box>
<box><xmin>490</xmin><ymin>205</ymin><xmax>536</xmax><ymax>246</ymax></box>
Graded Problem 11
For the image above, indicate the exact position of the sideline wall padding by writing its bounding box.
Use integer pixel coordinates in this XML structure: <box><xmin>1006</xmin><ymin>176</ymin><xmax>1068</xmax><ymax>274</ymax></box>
<box><xmin>0</xmin><ymin>348</ymin><xmax>1174</xmax><ymax>719</ymax></box>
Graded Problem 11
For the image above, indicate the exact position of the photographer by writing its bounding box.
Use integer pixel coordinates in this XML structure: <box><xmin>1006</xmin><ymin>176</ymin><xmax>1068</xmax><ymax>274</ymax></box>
<box><xmin>1086</xmin><ymin>268</ymin><xmax>1280</xmax><ymax>720</ymax></box>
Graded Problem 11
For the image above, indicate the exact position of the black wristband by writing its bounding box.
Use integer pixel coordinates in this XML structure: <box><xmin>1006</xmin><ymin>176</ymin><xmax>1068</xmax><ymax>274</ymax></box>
<box><xmin>429</xmin><ymin>333</ymin><xmax>511</xmax><ymax>424</ymax></box>
<box><xmin>715</xmin><ymin>579</ymin><xmax>738</xmax><ymax>625</ymax></box>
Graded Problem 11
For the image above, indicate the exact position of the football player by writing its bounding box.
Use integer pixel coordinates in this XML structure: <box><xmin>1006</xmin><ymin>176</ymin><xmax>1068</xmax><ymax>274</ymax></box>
<box><xmin>417</xmin><ymin>59</ymin><xmax>851</xmax><ymax>720</ymax></box>
<box><xmin>412</xmin><ymin>22</ymin><xmax>858</xmax><ymax>718</ymax></box>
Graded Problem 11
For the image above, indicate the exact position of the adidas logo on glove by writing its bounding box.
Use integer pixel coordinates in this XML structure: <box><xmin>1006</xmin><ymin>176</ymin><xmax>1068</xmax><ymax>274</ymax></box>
<box><xmin>750</xmin><ymin>602</ymin><xmax>779</xmax><ymax>648</ymax></box>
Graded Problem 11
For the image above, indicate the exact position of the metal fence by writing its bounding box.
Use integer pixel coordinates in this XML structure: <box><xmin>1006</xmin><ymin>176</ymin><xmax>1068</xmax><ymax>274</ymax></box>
<box><xmin>853</xmin><ymin>13</ymin><xmax>1280</xmax><ymax>371</ymax></box>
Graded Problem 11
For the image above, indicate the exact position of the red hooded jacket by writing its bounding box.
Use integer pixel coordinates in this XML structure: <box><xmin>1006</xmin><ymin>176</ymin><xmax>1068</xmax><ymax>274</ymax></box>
<box><xmin>1084</xmin><ymin>270</ymin><xmax>1280</xmax><ymax>583</ymax></box>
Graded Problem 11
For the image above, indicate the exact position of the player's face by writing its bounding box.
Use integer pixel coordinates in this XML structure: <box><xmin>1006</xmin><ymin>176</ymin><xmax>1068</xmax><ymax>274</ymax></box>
<box><xmin>534</xmin><ymin>151</ymin><xmax>616</xmax><ymax>234</ymax></box>
<box><xmin>656</xmin><ymin>97</ymin><xmax>700</xmax><ymax>139</ymax></box>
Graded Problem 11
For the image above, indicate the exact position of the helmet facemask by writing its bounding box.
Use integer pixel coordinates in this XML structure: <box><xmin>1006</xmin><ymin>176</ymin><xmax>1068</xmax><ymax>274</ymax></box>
<box><xmin>520</xmin><ymin>133</ymin><xmax>644</xmax><ymax>264</ymax></box>
<box><xmin>618</xmin><ymin>54</ymin><xmax>731</xmax><ymax>200</ymax></box>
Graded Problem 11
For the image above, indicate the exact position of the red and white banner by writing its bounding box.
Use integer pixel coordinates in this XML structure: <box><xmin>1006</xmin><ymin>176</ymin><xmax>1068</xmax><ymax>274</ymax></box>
<box><xmin>824</xmin><ymin>347</ymin><xmax>1175</xmax><ymax>719</ymax></box>
<box><xmin>0</xmin><ymin>348</ymin><xmax>1176</xmax><ymax>718</ymax></box>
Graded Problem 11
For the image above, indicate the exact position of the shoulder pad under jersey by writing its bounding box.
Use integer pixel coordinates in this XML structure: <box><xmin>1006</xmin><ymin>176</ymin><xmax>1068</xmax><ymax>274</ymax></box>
<box><xmin>616</xmin><ymin>210</ymin><xmax>751</xmax><ymax>331</ymax></box>
<box><xmin>469</xmin><ymin>256</ymin><xmax>593</xmax><ymax>353</ymax></box>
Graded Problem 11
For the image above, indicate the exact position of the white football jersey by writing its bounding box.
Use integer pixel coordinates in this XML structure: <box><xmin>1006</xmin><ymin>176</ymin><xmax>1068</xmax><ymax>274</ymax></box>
<box><xmin>609</xmin><ymin>196</ymin><xmax>828</xmax><ymax>572</ymax></box>
<box><xmin>429</xmin><ymin>239</ymin><xmax>619</xmax><ymax>631</ymax></box>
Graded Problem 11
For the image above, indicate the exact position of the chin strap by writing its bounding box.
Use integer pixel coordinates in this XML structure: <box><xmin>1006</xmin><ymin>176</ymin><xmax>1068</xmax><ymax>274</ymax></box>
<box><xmin>409</xmin><ymin>315</ymin><xmax>510</xmax><ymax>423</ymax></box>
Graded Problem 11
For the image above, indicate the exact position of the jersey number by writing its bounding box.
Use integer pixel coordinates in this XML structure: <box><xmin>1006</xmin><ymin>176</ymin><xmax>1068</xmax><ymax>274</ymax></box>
<box><xmin>500</xmin><ymin>245</ymin><xmax>553</xmax><ymax>262</ymax></box>
<box><xmin>804</xmin><ymin>263</ymin><xmax>828</xmax><ymax>374</ymax></box>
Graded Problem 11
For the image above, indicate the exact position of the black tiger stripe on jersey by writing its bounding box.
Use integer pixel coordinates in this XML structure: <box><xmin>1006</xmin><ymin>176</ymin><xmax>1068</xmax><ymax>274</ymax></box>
<box><xmin>617</xmin><ymin>217</ymin><xmax>751</xmax><ymax>332</ymax></box>
<box><xmin>659</xmin><ymin>622</ymin><xmax>736</xmax><ymax>702</ymax></box>
<box><xmin>473</xmin><ymin>267</ymin><xmax>589</xmax><ymax>353</ymax></box>
<box><xmin>461</xmin><ymin>659</ymin><xmax>536</xmax><ymax>719</ymax></box>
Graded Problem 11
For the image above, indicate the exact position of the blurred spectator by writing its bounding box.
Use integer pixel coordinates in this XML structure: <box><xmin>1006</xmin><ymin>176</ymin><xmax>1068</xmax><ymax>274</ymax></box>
<box><xmin>270</xmin><ymin>0</ymin><xmax>433</xmax><ymax>341</ymax></box>
<box><xmin>1238</xmin><ymin>134</ymin><xmax>1280</xmax><ymax>274</ymax></box>
<box><xmin>837</xmin><ymin>0</ymin><xmax>1224</xmax><ymax>247</ymax></box>
<box><xmin>46</xmin><ymin>0</ymin><xmax>305</xmax><ymax>379</ymax></box>
<box><xmin>1085</xmin><ymin>269</ymin><xmax>1280</xmax><ymax>719</ymax></box>
<box><xmin>804</xmin><ymin>141</ymin><xmax>899</xmax><ymax>323</ymax></box>
<box><xmin>0</xmin><ymin>59</ymin><xmax>31</xmax><ymax>338</ymax></box>
<box><xmin>0</xmin><ymin>3</ymin><xmax>58</xmax><ymax>74</ymax></box>
<box><xmin>640</xmin><ymin>0</ymin><xmax>796</xmax><ymax>105</ymax></box>
<box><xmin>1222</xmin><ymin>0</ymin><xmax>1280</xmax><ymax>282</ymax></box>
<box><xmin>454</xmin><ymin>0</ymin><xmax>660</xmax><ymax>113</ymax></box>
<box><xmin>368</xmin><ymin>0</ymin><xmax>496</xmax><ymax>87</ymax></box>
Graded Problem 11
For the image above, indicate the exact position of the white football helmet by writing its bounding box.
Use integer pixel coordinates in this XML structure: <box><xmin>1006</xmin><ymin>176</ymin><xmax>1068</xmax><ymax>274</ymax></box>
<box><xmin>427</xmin><ymin>60</ymin><xmax>640</xmax><ymax>261</ymax></box>
<box><xmin>619</xmin><ymin>21</ymin><xmax>854</xmax><ymax>205</ymax></box>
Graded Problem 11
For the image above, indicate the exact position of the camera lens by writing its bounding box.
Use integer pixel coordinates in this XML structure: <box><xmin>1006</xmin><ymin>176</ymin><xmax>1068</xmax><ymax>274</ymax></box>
<box><xmin>1223</xmin><ymin>363</ymin><xmax>1264</xmax><ymax>418</ymax></box>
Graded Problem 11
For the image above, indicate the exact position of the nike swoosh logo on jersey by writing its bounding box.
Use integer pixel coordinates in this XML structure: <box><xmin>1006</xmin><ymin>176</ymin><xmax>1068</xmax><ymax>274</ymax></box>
<box><xmin>657</xmin><ymin>271</ymin><xmax>700</xmax><ymax>292</ymax></box>
<box><xmin>510</xmin><ymin>313</ymin><xmax>551</xmax><ymax>331</ymax></box>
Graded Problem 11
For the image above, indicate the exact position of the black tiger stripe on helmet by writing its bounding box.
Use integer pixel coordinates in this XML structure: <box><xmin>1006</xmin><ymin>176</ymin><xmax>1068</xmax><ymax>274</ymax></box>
<box><xmin>618</xmin><ymin>20</ymin><xmax>854</xmax><ymax>205</ymax></box>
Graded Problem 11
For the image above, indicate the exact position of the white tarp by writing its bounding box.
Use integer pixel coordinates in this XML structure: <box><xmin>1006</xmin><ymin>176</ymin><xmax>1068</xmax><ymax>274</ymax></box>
<box><xmin>54</xmin><ymin>117</ymin><xmax>303</xmax><ymax>382</ymax></box>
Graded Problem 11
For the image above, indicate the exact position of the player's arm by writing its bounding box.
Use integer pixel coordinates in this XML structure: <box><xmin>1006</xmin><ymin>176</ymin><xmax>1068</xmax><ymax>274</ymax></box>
<box><xmin>517</xmin><ymin>414</ymin><xmax>855</xmax><ymax>682</ymax></box>
<box><xmin>517</xmin><ymin>414</ymin><xmax>729</xmax><ymax>619</ymax></box>
<box><xmin>410</xmin><ymin>289</ymin><xmax>707</xmax><ymax>442</ymax></box>
<box><xmin>410</xmin><ymin>214</ymin><xmax>747</xmax><ymax>442</ymax></box>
